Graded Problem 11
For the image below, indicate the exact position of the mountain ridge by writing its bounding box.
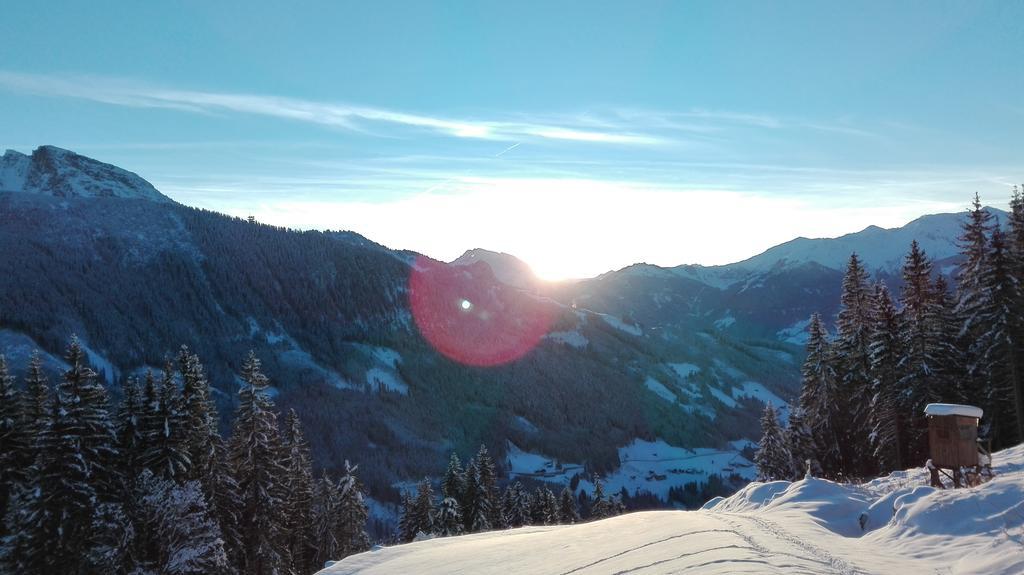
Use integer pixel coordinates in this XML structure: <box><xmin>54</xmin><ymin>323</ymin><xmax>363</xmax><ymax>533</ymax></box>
<box><xmin>0</xmin><ymin>145</ymin><xmax>172</xmax><ymax>203</ymax></box>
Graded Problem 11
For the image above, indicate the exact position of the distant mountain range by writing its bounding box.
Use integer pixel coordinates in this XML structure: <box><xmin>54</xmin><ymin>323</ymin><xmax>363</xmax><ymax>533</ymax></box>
<box><xmin>0</xmin><ymin>145</ymin><xmax>1000</xmax><ymax>517</ymax></box>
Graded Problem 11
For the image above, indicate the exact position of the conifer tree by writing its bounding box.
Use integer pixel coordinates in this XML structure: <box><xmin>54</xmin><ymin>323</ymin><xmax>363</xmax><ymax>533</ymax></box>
<box><xmin>312</xmin><ymin>473</ymin><xmax>341</xmax><ymax>565</ymax></box>
<box><xmin>868</xmin><ymin>283</ymin><xmax>906</xmax><ymax>472</ymax></box>
<box><xmin>473</xmin><ymin>445</ymin><xmax>502</xmax><ymax>529</ymax></box>
<box><xmin>59</xmin><ymin>337</ymin><xmax>119</xmax><ymax>500</ymax></box>
<box><xmin>558</xmin><ymin>486</ymin><xmax>579</xmax><ymax>524</ymax></box>
<box><xmin>500</xmin><ymin>482</ymin><xmax>530</xmax><ymax>528</ymax></box>
<box><xmin>173</xmin><ymin>349</ymin><xmax>244</xmax><ymax>568</ymax></box>
<box><xmin>133</xmin><ymin>470</ymin><xmax>232</xmax><ymax>575</ymax></box>
<box><xmin>115</xmin><ymin>375</ymin><xmax>145</xmax><ymax>486</ymax></box>
<box><xmin>138</xmin><ymin>370</ymin><xmax>160</xmax><ymax>461</ymax></box>
<box><xmin>2</xmin><ymin>392</ymin><xmax>99</xmax><ymax>573</ymax></box>
<box><xmin>408</xmin><ymin>479</ymin><xmax>436</xmax><ymax>538</ymax></box>
<box><xmin>461</xmin><ymin>461</ymin><xmax>490</xmax><ymax>533</ymax></box>
<box><xmin>397</xmin><ymin>491</ymin><xmax>417</xmax><ymax>544</ymax></box>
<box><xmin>835</xmin><ymin>253</ymin><xmax>874</xmax><ymax>476</ymax></box>
<box><xmin>539</xmin><ymin>487</ymin><xmax>559</xmax><ymax>525</ymax></box>
<box><xmin>440</xmin><ymin>452</ymin><xmax>465</xmax><ymax>502</ymax></box>
<box><xmin>798</xmin><ymin>313</ymin><xmax>841</xmax><ymax>477</ymax></box>
<box><xmin>21</xmin><ymin>351</ymin><xmax>50</xmax><ymax>463</ymax></box>
<box><xmin>0</xmin><ymin>355</ymin><xmax>27</xmax><ymax>527</ymax></box>
<box><xmin>1007</xmin><ymin>186</ymin><xmax>1024</xmax><ymax>443</ymax></box>
<box><xmin>281</xmin><ymin>409</ymin><xmax>315</xmax><ymax>574</ymax></box>
<box><xmin>141</xmin><ymin>360</ymin><xmax>190</xmax><ymax>481</ymax></box>
<box><xmin>898</xmin><ymin>241</ymin><xmax>946</xmax><ymax>462</ymax></box>
<box><xmin>433</xmin><ymin>496</ymin><xmax>463</xmax><ymax>537</ymax></box>
<box><xmin>930</xmin><ymin>275</ymin><xmax>964</xmax><ymax>401</ymax></box>
<box><xmin>178</xmin><ymin>347</ymin><xmax>220</xmax><ymax>484</ymax></box>
<box><xmin>229</xmin><ymin>351</ymin><xmax>289</xmax><ymax>575</ymax></box>
<box><xmin>955</xmin><ymin>194</ymin><xmax>994</xmax><ymax>407</ymax></box>
<box><xmin>334</xmin><ymin>462</ymin><xmax>370</xmax><ymax>558</ymax></box>
<box><xmin>784</xmin><ymin>406</ymin><xmax>819</xmax><ymax>479</ymax></box>
<box><xmin>975</xmin><ymin>228</ymin><xmax>1023</xmax><ymax>447</ymax></box>
<box><xmin>589</xmin><ymin>476</ymin><xmax>613</xmax><ymax>521</ymax></box>
<box><xmin>754</xmin><ymin>404</ymin><xmax>790</xmax><ymax>481</ymax></box>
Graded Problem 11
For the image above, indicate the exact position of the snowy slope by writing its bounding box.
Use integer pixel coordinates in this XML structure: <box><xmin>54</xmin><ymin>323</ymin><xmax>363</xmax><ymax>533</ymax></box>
<box><xmin>0</xmin><ymin>146</ymin><xmax>172</xmax><ymax>203</ymax></box>
<box><xmin>320</xmin><ymin>444</ymin><xmax>1024</xmax><ymax>575</ymax></box>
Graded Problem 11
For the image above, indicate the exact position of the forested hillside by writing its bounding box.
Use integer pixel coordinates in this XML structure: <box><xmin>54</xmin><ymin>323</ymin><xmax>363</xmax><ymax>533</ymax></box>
<box><xmin>0</xmin><ymin>160</ymin><xmax>793</xmax><ymax>510</ymax></box>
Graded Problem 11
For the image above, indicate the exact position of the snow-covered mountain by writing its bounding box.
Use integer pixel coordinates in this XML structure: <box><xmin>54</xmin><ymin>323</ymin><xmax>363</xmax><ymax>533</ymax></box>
<box><xmin>450</xmin><ymin>248</ymin><xmax>540</xmax><ymax>289</ymax></box>
<box><xmin>596</xmin><ymin>208</ymin><xmax>1008</xmax><ymax>293</ymax></box>
<box><xmin>319</xmin><ymin>443</ymin><xmax>1024</xmax><ymax>575</ymax></box>
<box><xmin>0</xmin><ymin>145</ymin><xmax>171</xmax><ymax>203</ymax></box>
<box><xmin>725</xmin><ymin>208</ymin><xmax>1008</xmax><ymax>276</ymax></box>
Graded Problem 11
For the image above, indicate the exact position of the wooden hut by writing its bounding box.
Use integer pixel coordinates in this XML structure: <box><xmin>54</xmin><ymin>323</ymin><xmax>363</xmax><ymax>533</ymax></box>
<box><xmin>924</xmin><ymin>403</ymin><xmax>990</xmax><ymax>487</ymax></box>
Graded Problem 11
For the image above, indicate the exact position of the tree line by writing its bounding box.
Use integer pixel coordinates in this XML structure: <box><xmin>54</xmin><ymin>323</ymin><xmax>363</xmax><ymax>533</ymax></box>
<box><xmin>396</xmin><ymin>448</ymin><xmax>625</xmax><ymax>542</ymax></box>
<box><xmin>0</xmin><ymin>339</ymin><xmax>370</xmax><ymax>575</ymax></box>
<box><xmin>756</xmin><ymin>190</ymin><xmax>1024</xmax><ymax>482</ymax></box>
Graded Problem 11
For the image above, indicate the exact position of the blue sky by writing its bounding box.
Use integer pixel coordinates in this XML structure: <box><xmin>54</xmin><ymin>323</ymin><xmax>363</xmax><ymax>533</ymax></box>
<box><xmin>2</xmin><ymin>1</ymin><xmax>1022</xmax><ymax>278</ymax></box>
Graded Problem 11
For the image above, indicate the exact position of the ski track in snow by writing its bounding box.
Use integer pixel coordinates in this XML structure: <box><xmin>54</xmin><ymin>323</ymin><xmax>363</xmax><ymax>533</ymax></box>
<box><xmin>717</xmin><ymin>513</ymin><xmax>863</xmax><ymax>575</ymax></box>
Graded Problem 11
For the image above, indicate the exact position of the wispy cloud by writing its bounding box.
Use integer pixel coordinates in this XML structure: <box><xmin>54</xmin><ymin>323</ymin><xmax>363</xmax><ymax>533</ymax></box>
<box><xmin>0</xmin><ymin>71</ymin><xmax>663</xmax><ymax>146</ymax></box>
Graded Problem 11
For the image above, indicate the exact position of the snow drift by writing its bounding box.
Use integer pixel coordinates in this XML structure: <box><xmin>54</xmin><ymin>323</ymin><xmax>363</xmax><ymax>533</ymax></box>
<box><xmin>319</xmin><ymin>444</ymin><xmax>1024</xmax><ymax>574</ymax></box>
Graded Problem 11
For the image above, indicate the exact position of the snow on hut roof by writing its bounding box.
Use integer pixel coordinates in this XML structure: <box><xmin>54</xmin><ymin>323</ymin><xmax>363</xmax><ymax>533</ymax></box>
<box><xmin>924</xmin><ymin>403</ymin><xmax>983</xmax><ymax>418</ymax></box>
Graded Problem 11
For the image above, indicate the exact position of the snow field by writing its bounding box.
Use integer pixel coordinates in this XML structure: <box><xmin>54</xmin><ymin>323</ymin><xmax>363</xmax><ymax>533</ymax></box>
<box><xmin>321</xmin><ymin>444</ymin><xmax>1024</xmax><ymax>574</ymax></box>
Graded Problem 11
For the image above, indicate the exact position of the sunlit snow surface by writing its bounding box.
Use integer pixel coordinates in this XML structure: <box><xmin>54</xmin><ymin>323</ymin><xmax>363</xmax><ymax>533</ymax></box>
<box><xmin>320</xmin><ymin>444</ymin><xmax>1024</xmax><ymax>575</ymax></box>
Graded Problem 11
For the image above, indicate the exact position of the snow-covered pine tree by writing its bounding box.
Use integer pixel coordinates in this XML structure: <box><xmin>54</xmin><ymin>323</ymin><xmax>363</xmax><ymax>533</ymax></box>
<box><xmin>133</xmin><ymin>469</ymin><xmax>232</xmax><ymax>575</ymax></box>
<box><xmin>410</xmin><ymin>479</ymin><xmax>436</xmax><ymax>539</ymax></box>
<box><xmin>281</xmin><ymin>409</ymin><xmax>316</xmax><ymax>574</ymax></box>
<box><xmin>540</xmin><ymin>487</ymin><xmax>559</xmax><ymax>525</ymax></box>
<box><xmin>835</xmin><ymin>253</ymin><xmax>875</xmax><ymax>477</ymax></box>
<box><xmin>115</xmin><ymin>375</ymin><xmax>145</xmax><ymax>486</ymax></box>
<box><xmin>87</xmin><ymin>501</ymin><xmax>133</xmax><ymax>574</ymax></box>
<box><xmin>589</xmin><ymin>476</ymin><xmax>613</xmax><ymax>521</ymax></box>
<box><xmin>312</xmin><ymin>473</ymin><xmax>340</xmax><ymax>565</ymax></box>
<box><xmin>975</xmin><ymin>228</ymin><xmax>1023</xmax><ymax>447</ymax></box>
<box><xmin>1</xmin><ymin>390</ymin><xmax>99</xmax><ymax>573</ymax></box>
<box><xmin>141</xmin><ymin>360</ymin><xmax>190</xmax><ymax>481</ymax></box>
<box><xmin>532</xmin><ymin>482</ymin><xmax>548</xmax><ymax>523</ymax></box>
<box><xmin>174</xmin><ymin>348</ymin><xmax>244</xmax><ymax>568</ymax></box>
<box><xmin>461</xmin><ymin>461</ymin><xmax>490</xmax><ymax>533</ymax></box>
<box><xmin>198</xmin><ymin>440</ymin><xmax>243</xmax><ymax>573</ymax></box>
<box><xmin>930</xmin><ymin>275</ymin><xmax>964</xmax><ymax>402</ymax></box>
<box><xmin>440</xmin><ymin>452</ymin><xmax>465</xmax><ymax>502</ymax></box>
<box><xmin>229</xmin><ymin>351</ymin><xmax>289</xmax><ymax>575</ymax></box>
<box><xmin>59</xmin><ymin>337</ymin><xmax>119</xmax><ymax>500</ymax></box>
<box><xmin>21</xmin><ymin>351</ymin><xmax>50</xmax><ymax>464</ymax></box>
<box><xmin>397</xmin><ymin>491</ymin><xmax>416</xmax><ymax>543</ymax></box>
<box><xmin>473</xmin><ymin>444</ymin><xmax>503</xmax><ymax>529</ymax></box>
<box><xmin>558</xmin><ymin>486</ymin><xmax>579</xmax><ymax>524</ymax></box>
<box><xmin>955</xmin><ymin>194</ymin><xmax>994</xmax><ymax>409</ymax></box>
<box><xmin>868</xmin><ymin>282</ymin><xmax>906</xmax><ymax>473</ymax></box>
<box><xmin>501</xmin><ymin>481</ymin><xmax>530</xmax><ymax>528</ymax></box>
<box><xmin>334</xmin><ymin>462</ymin><xmax>370</xmax><ymax>558</ymax></box>
<box><xmin>755</xmin><ymin>404</ymin><xmax>790</xmax><ymax>481</ymax></box>
<box><xmin>0</xmin><ymin>355</ymin><xmax>28</xmax><ymax>529</ymax></box>
<box><xmin>138</xmin><ymin>369</ymin><xmax>160</xmax><ymax>461</ymax></box>
<box><xmin>1007</xmin><ymin>186</ymin><xmax>1024</xmax><ymax>444</ymax></box>
<box><xmin>783</xmin><ymin>406</ymin><xmax>819</xmax><ymax>479</ymax></box>
<box><xmin>178</xmin><ymin>347</ymin><xmax>219</xmax><ymax>484</ymax></box>
<box><xmin>798</xmin><ymin>313</ymin><xmax>842</xmax><ymax>478</ymax></box>
<box><xmin>898</xmin><ymin>241</ymin><xmax>946</xmax><ymax>463</ymax></box>
<box><xmin>433</xmin><ymin>496</ymin><xmax>463</xmax><ymax>537</ymax></box>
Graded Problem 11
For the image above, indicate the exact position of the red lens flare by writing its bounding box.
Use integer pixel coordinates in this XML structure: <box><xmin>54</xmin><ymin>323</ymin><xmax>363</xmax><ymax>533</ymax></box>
<box><xmin>408</xmin><ymin>255</ymin><xmax>555</xmax><ymax>367</ymax></box>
